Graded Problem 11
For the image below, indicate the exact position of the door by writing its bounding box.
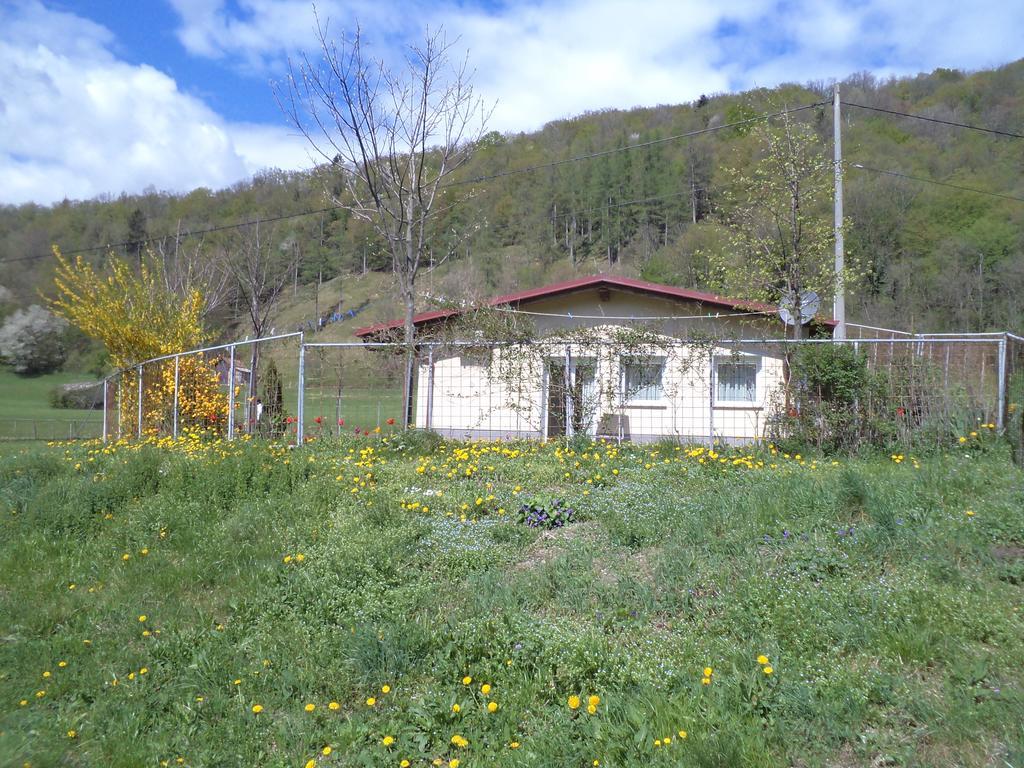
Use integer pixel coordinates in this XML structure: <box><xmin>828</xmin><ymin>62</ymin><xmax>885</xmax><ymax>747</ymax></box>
<box><xmin>545</xmin><ymin>358</ymin><xmax>596</xmax><ymax>438</ymax></box>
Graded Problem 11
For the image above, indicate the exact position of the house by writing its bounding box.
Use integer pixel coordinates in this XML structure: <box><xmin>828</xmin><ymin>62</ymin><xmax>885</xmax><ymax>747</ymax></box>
<box><xmin>356</xmin><ymin>275</ymin><xmax>835</xmax><ymax>443</ymax></box>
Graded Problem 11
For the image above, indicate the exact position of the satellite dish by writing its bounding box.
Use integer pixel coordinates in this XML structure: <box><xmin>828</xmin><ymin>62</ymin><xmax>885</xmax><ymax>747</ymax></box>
<box><xmin>778</xmin><ymin>290</ymin><xmax>821</xmax><ymax>326</ymax></box>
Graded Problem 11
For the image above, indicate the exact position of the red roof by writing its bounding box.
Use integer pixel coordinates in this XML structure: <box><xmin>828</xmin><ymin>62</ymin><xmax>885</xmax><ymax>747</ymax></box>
<box><xmin>355</xmin><ymin>273</ymin><xmax>833</xmax><ymax>337</ymax></box>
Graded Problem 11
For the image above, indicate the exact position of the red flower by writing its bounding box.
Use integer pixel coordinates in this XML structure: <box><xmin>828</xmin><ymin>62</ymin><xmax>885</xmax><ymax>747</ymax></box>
<box><xmin>895</xmin><ymin>407</ymin><xmax>905</xmax><ymax>417</ymax></box>
<box><xmin>386</xmin><ymin>417</ymin><xmax>395</xmax><ymax>425</ymax></box>
<box><xmin>314</xmin><ymin>416</ymin><xmax>322</xmax><ymax>424</ymax></box>
<box><xmin>286</xmin><ymin>416</ymin><xmax>295</xmax><ymax>424</ymax></box>
<box><xmin>338</xmin><ymin>418</ymin><xmax>345</xmax><ymax>426</ymax></box>
<box><xmin>354</xmin><ymin>427</ymin><xmax>361</xmax><ymax>435</ymax></box>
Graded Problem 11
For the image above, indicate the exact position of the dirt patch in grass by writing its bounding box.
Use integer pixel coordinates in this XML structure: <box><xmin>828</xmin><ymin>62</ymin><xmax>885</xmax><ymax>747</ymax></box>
<box><xmin>513</xmin><ymin>521</ymin><xmax>602</xmax><ymax>571</ymax></box>
<box><xmin>992</xmin><ymin>544</ymin><xmax>1024</xmax><ymax>561</ymax></box>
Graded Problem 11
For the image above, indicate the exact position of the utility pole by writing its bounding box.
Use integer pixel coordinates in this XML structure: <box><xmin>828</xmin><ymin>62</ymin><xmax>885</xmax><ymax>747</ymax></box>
<box><xmin>833</xmin><ymin>85</ymin><xmax>846</xmax><ymax>339</ymax></box>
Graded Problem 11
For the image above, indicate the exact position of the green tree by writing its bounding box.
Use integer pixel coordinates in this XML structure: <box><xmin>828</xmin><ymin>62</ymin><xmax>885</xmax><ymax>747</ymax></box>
<box><xmin>710</xmin><ymin>110</ymin><xmax>843</xmax><ymax>338</ymax></box>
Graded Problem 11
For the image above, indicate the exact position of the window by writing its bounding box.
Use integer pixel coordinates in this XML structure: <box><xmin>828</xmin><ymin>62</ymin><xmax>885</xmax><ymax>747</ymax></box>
<box><xmin>716</xmin><ymin>357</ymin><xmax>758</xmax><ymax>403</ymax></box>
<box><xmin>622</xmin><ymin>358</ymin><xmax>664</xmax><ymax>401</ymax></box>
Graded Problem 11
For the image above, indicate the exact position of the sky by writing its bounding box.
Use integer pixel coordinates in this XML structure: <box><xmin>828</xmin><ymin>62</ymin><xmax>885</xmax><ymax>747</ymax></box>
<box><xmin>1</xmin><ymin>0</ymin><xmax>1021</xmax><ymax>206</ymax></box>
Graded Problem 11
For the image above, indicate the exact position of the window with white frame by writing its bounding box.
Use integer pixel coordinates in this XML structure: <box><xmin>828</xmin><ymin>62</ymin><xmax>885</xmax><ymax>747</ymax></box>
<box><xmin>715</xmin><ymin>355</ymin><xmax>758</xmax><ymax>403</ymax></box>
<box><xmin>622</xmin><ymin>357</ymin><xmax>665</xmax><ymax>401</ymax></box>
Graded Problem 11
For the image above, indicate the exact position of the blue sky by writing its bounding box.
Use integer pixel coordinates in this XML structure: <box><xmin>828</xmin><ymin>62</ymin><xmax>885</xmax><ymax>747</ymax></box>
<box><xmin>1</xmin><ymin>0</ymin><xmax>1021</xmax><ymax>205</ymax></box>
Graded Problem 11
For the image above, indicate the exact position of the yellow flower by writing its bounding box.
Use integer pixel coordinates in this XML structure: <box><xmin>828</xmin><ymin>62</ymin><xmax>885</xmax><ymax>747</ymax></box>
<box><xmin>703</xmin><ymin>667</ymin><xmax>713</xmax><ymax>677</ymax></box>
<box><xmin>449</xmin><ymin>761</ymin><xmax>460</xmax><ymax>768</ymax></box>
<box><xmin>322</xmin><ymin>746</ymin><xmax>332</xmax><ymax>756</ymax></box>
<box><xmin>966</xmin><ymin>510</ymin><xmax>975</xmax><ymax>517</ymax></box>
<box><xmin>678</xmin><ymin>730</ymin><xmax>688</xmax><ymax>739</ymax></box>
<box><xmin>701</xmin><ymin>677</ymin><xmax>711</xmax><ymax>685</ymax></box>
<box><xmin>480</xmin><ymin>683</ymin><xmax>491</xmax><ymax>695</ymax></box>
<box><xmin>122</xmin><ymin>553</ymin><xmax>130</xmax><ymax>561</ymax></box>
<box><xmin>451</xmin><ymin>703</ymin><xmax>461</xmax><ymax>713</ymax></box>
<box><xmin>19</xmin><ymin>699</ymin><xmax>27</xmax><ymax>706</ymax></box>
<box><xmin>568</xmin><ymin>695</ymin><xmax>581</xmax><ymax>710</ymax></box>
<box><xmin>251</xmin><ymin>704</ymin><xmax>263</xmax><ymax>713</ymax></box>
<box><xmin>366</xmin><ymin>697</ymin><xmax>376</xmax><ymax>706</ymax></box>
<box><xmin>664</xmin><ymin>736</ymin><xmax>672</xmax><ymax>744</ymax></box>
<box><xmin>757</xmin><ymin>655</ymin><xmax>769</xmax><ymax>665</ymax></box>
<box><xmin>381</xmin><ymin>684</ymin><xmax>391</xmax><ymax>694</ymax></box>
<box><xmin>67</xmin><ymin>730</ymin><xmax>77</xmax><ymax>739</ymax></box>
<box><xmin>763</xmin><ymin>666</ymin><xmax>774</xmax><ymax>675</ymax></box>
<box><xmin>42</xmin><ymin>671</ymin><xmax>51</xmax><ymax>678</ymax></box>
<box><xmin>509</xmin><ymin>742</ymin><xmax>521</xmax><ymax>749</ymax></box>
<box><xmin>588</xmin><ymin>694</ymin><xmax>600</xmax><ymax>707</ymax></box>
<box><xmin>328</xmin><ymin>701</ymin><xmax>340</xmax><ymax>711</ymax></box>
<box><xmin>305</xmin><ymin>703</ymin><xmax>316</xmax><ymax>712</ymax></box>
<box><xmin>296</xmin><ymin>553</ymin><xmax>305</xmax><ymax>562</ymax></box>
<box><xmin>487</xmin><ymin>701</ymin><xmax>498</xmax><ymax>712</ymax></box>
<box><xmin>654</xmin><ymin>739</ymin><xmax>662</xmax><ymax>748</ymax></box>
<box><xmin>382</xmin><ymin>735</ymin><xmax>395</xmax><ymax>746</ymax></box>
<box><xmin>58</xmin><ymin>661</ymin><xmax>67</xmax><ymax>668</ymax></box>
<box><xmin>462</xmin><ymin>676</ymin><xmax>472</xmax><ymax>685</ymax></box>
<box><xmin>305</xmin><ymin>761</ymin><xmax>315</xmax><ymax>768</ymax></box>
<box><xmin>401</xmin><ymin>761</ymin><xmax>410</xmax><ymax>768</ymax></box>
<box><xmin>140</xmin><ymin>667</ymin><xmax>148</xmax><ymax>675</ymax></box>
<box><xmin>283</xmin><ymin>555</ymin><xmax>292</xmax><ymax>563</ymax></box>
<box><xmin>450</xmin><ymin>734</ymin><xmax>468</xmax><ymax>748</ymax></box>
<box><xmin>587</xmin><ymin>704</ymin><xmax>597</xmax><ymax>714</ymax></box>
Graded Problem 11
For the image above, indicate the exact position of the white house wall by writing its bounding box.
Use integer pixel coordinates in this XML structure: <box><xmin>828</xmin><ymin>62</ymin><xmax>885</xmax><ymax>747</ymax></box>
<box><xmin>414</xmin><ymin>287</ymin><xmax>794</xmax><ymax>443</ymax></box>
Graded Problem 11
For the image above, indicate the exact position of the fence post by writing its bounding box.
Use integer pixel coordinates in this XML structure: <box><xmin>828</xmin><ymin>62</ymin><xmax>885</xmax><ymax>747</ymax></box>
<box><xmin>296</xmin><ymin>335</ymin><xmax>305</xmax><ymax>445</ymax></box>
<box><xmin>173</xmin><ymin>355</ymin><xmax>180</xmax><ymax>440</ymax></box>
<box><xmin>137</xmin><ymin>364</ymin><xmax>144</xmax><ymax>440</ymax></box>
<box><xmin>564</xmin><ymin>346</ymin><xmax>574</xmax><ymax>438</ymax></box>
<box><xmin>118</xmin><ymin>374</ymin><xmax>123</xmax><ymax>440</ymax></box>
<box><xmin>997</xmin><ymin>334</ymin><xmax>1007</xmax><ymax>431</ymax></box>
<box><xmin>426</xmin><ymin>346</ymin><xmax>435</xmax><ymax>430</ymax></box>
<box><xmin>102</xmin><ymin>376</ymin><xmax>109</xmax><ymax>443</ymax></box>
<box><xmin>708</xmin><ymin>349</ymin><xmax>715</xmax><ymax>445</ymax></box>
<box><xmin>227</xmin><ymin>344</ymin><xmax>236</xmax><ymax>440</ymax></box>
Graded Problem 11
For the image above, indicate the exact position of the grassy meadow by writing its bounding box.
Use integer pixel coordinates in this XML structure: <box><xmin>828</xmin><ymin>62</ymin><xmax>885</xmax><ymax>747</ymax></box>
<box><xmin>0</xmin><ymin>369</ymin><xmax>103</xmax><ymax>440</ymax></box>
<box><xmin>1</xmin><ymin>432</ymin><xmax>1022</xmax><ymax>767</ymax></box>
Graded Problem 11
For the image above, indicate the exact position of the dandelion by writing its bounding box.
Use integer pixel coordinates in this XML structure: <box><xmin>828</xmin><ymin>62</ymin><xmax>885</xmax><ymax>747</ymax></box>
<box><xmin>401</xmin><ymin>761</ymin><xmax>410</xmax><ymax>768</ymax></box>
<box><xmin>701</xmin><ymin>677</ymin><xmax>711</xmax><ymax>685</ymax></box>
<box><xmin>304</xmin><ymin>760</ymin><xmax>315</xmax><ymax>768</ymax></box>
<box><xmin>654</xmin><ymin>739</ymin><xmax>662</xmax><ymax>748</ymax></box>
<box><xmin>487</xmin><ymin>701</ymin><xmax>498</xmax><ymax>712</ymax></box>
<box><xmin>568</xmin><ymin>695</ymin><xmax>581</xmax><ymax>710</ymax></box>
<box><xmin>757</xmin><ymin>655</ymin><xmax>769</xmax><ymax>665</ymax></box>
<box><xmin>450</xmin><ymin>735</ymin><xmax>469</xmax><ymax>748</ymax></box>
<box><xmin>664</xmin><ymin>736</ymin><xmax>672</xmax><ymax>745</ymax></box>
<box><xmin>382</xmin><ymin>735</ymin><xmax>395</xmax><ymax>746</ymax></box>
<box><xmin>588</xmin><ymin>694</ymin><xmax>600</xmax><ymax>707</ymax></box>
<box><xmin>322</xmin><ymin>746</ymin><xmax>332</xmax><ymax>756</ymax></box>
<box><xmin>462</xmin><ymin>676</ymin><xmax>472</xmax><ymax>685</ymax></box>
<box><xmin>763</xmin><ymin>666</ymin><xmax>773</xmax><ymax>675</ymax></box>
<box><xmin>18</xmin><ymin>699</ymin><xmax>27</xmax><ymax>706</ymax></box>
<box><xmin>509</xmin><ymin>742</ymin><xmax>521</xmax><ymax>749</ymax></box>
<box><xmin>480</xmin><ymin>683</ymin><xmax>491</xmax><ymax>695</ymax></box>
<box><xmin>678</xmin><ymin>730</ymin><xmax>688</xmax><ymax>739</ymax></box>
<box><xmin>251</xmin><ymin>704</ymin><xmax>263</xmax><ymax>713</ymax></box>
<box><xmin>449</xmin><ymin>760</ymin><xmax>460</xmax><ymax>768</ymax></box>
<box><xmin>366</xmin><ymin>697</ymin><xmax>376</xmax><ymax>706</ymax></box>
<box><xmin>451</xmin><ymin>703</ymin><xmax>461</xmax><ymax>713</ymax></box>
<box><xmin>305</xmin><ymin>703</ymin><xmax>316</xmax><ymax>712</ymax></box>
<box><xmin>67</xmin><ymin>730</ymin><xmax>77</xmax><ymax>739</ymax></box>
<box><xmin>703</xmin><ymin>667</ymin><xmax>713</xmax><ymax>677</ymax></box>
<box><xmin>140</xmin><ymin>667</ymin><xmax>149</xmax><ymax>675</ymax></box>
<box><xmin>587</xmin><ymin>704</ymin><xmax>597</xmax><ymax>714</ymax></box>
<box><xmin>122</xmin><ymin>553</ymin><xmax>130</xmax><ymax>561</ymax></box>
<box><xmin>328</xmin><ymin>701</ymin><xmax>340</xmax><ymax>710</ymax></box>
<box><xmin>381</xmin><ymin>684</ymin><xmax>391</xmax><ymax>694</ymax></box>
<box><xmin>966</xmin><ymin>510</ymin><xmax>975</xmax><ymax>517</ymax></box>
<box><xmin>35</xmin><ymin>690</ymin><xmax>45</xmax><ymax>698</ymax></box>
<box><xmin>42</xmin><ymin>671</ymin><xmax>51</xmax><ymax>678</ymax></box>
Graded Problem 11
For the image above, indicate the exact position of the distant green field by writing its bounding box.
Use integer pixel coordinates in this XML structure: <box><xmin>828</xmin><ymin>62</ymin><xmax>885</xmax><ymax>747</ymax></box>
<box><xmin>0</xmin><ymin>369</ymin><xmax>103</xmax><ymax>440</ymax></box>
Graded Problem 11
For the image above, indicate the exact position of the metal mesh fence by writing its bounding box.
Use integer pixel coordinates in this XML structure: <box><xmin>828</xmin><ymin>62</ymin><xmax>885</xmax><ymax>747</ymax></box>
<box><xmin>93</xmin><ymin>332</ymin><xmax>1017</xmax><ymax>457</ymax></box>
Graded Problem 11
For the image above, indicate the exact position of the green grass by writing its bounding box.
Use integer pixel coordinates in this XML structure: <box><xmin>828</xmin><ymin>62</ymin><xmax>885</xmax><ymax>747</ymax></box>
<box><xmin>1</xmin><ymin>437</ymin><xmax>1022</xmax><ymax>767</ymax></box>
<box><xmin>0</xmin><ymin>369</ymin><xmax>103</xmax><ymax>440</ymax></box>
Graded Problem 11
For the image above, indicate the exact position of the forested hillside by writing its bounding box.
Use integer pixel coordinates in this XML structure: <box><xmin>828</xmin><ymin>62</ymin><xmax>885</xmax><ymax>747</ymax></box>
<box><xmin>2</xmin><ymin>60</ymin><xmax>1023</xmax><ymax>351</ymax></box>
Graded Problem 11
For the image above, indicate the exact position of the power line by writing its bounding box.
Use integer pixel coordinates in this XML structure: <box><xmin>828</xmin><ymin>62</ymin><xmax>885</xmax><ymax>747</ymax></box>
<box><xmin>844</xmin><ymin>102</ymin><xmax>1024</xmax><ymax>140</ymax></box>
<box><xmin>1</xmin><ymin>102</ymin><xmax>823</xmax><ymax>268</ymax></box>
<box><xmin>450</xmin><ymin>102</ymin><xmax>825</xmax><ymax>186</ymax></box>
<box><xmin>0</xmin><ymin>205</ymin><xmax>343</xmax><ymax>266</ymax></box>
<box><xmin>850</xmin><ymin>163</ymin><xmax>1024</xmax><ymax>204</ymax></box>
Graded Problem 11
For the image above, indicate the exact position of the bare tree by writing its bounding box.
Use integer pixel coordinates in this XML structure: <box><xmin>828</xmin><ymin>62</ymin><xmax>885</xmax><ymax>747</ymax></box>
<box><xmin>226</xmin><ymin>219</ymin><xmax>300</xmax><ymax>428</ymax></box>
<box><xmin>153</xmin><ymin>221</ymin><xmax>231</xmax><ymax>318</ymax></box>
<box><xmin>277</xmin><ymin>15</ymin><xmax>491</xmax><ymax>426</ymax></box>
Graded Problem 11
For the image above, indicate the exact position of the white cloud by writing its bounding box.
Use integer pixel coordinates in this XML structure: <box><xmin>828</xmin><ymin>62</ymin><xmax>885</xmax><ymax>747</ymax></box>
<box><xmin>0</xmin><ymin>1</ymin><xmax>311</xmax><ymax>205</ymax></box>
<box><xmin>168</xmin><ymin>0</ymin><xmax>1024</xmax><ymax>135</ymax></box>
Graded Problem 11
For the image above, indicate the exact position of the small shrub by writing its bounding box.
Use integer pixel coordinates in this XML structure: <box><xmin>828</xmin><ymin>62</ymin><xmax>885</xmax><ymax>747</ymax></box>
<box><xmin>518</xmin><ymin>497</ymin><xmax>576</xmax><ymax>529</ymax></box>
